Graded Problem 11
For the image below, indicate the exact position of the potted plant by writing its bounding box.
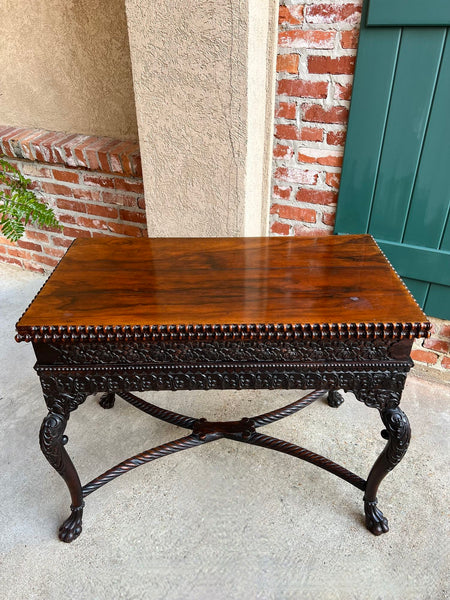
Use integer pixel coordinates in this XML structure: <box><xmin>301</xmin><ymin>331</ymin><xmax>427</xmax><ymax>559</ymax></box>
<box><xmin>0</xmin><ymin>158</ymin><xmax>61</xmax><ymax>241</ymax></box>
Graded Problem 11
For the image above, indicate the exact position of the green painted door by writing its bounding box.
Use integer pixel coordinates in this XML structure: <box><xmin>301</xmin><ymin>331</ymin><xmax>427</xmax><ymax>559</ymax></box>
<box><xmin>334</xmin><ymin>0</ymin><xmax>450</xmax><ymax>319</ymax></box>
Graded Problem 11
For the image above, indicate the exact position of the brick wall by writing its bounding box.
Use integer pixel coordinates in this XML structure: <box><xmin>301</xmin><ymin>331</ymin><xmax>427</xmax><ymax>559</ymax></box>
<box><xmin>270</xmin><ymin>1</ymin><xmax>449</xmax><ymax>373</ymax></box>
<box><xmin>0</xmin><ymin>126</ymin><xmax>146</xmax><ymax>273</ymax></box>
<box><xmin>412</xmin><ymin>318</ymin><xmax>450</xmax><ymax>372</ymax></box>
<box><xmin>271</xmin><ymin>0</ymin><xmax>362</xmax><ymax>236</ymax></box>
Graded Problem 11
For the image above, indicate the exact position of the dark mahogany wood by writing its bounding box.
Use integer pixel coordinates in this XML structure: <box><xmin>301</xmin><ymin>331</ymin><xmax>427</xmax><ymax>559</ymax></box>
<box><xmin>16</xmin><ymin>235</ymin><xmax>429</xmax><ymax>542</ymax></box>
<box><xmin>16</xmin><ymin>235</ymin><xmax>429</xmax><ymax>341</ymax></box>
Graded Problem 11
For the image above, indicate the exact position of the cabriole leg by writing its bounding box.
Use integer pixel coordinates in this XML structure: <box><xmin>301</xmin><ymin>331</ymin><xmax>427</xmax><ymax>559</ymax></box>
<box><xmin>364</xmin><ymin>406</ymin><xmax>411</xmax><ymax>535</ymax></box>
<box><xmin>39</xmin><ymin>412</ymin><xmax>84</xmax><ymax>542</ymax></box>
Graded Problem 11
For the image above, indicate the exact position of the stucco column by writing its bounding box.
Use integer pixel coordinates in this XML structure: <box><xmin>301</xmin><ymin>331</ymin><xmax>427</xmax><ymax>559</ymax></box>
<box><xmin>125</xmin><ymin>0</ymin><xmax>277</xmax><ymax>237</ymax></box>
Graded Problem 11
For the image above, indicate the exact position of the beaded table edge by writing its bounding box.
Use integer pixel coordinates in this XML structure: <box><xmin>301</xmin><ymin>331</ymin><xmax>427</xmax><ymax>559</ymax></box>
<box><xmin>15</xmin><ymin>321</ymin><xmax>431</xmax><ymax>344</ymax></box>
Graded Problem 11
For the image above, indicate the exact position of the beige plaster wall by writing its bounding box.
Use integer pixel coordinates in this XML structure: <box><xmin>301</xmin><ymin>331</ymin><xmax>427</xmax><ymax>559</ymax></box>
<box><xmin>0</xmin><ymin>0</ymin><xmax>138</xmax><ymax>140</ymax></box>
<box><xmin>126</xmin><ymin>0</ymin><xmax>277</xmax><ymax>237</ymax></box>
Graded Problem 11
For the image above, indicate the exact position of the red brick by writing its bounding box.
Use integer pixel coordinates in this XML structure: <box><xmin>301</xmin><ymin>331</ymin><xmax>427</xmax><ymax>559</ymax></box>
<box><xmin>33</xmin><ymin>254</ymin><xmax>59</xmax><ymax>268</ymax></box>
<box><xmin>300</xmin><ymin>127</ymin><xmax>324</xmax><ymax>142</ymax></box>
<box><xmin>298</xmin><ymin>150</ymin><xmax>343</xmax><ymax>166</ymax></box>
<box><xmin>1</xmin><ymin>255</ymin><xmax>22</xmax><ymax>267</ymax></box>
<box><xmin>51</xmin><ymin>236</ymin><xmax>73</xmax><ymax>247</ymax></box>
<box><xmin>108</xmin><ymin>141</ymin><xmax>140</xmax><ymax>175</ymax></box>
<box><xmin>62</xmin><ymin>227</ymin><xmax>92</xmax><ymax>239</ymax></box>
<box><xmin>56</xmin><ymin>198</ymin><xmax>86</xmax><ymax>213</ymax></box>
<box><xmin>411</xmin><ymin>349</ymin><xmax>438</xmax><ymax>365</ymax></box>
<box><xmin>42</xmin><ymin>246</ymin><xmax>66</xmax><ymax>259</ymax></box>
<box><xmin>278</xmin><ymin>5</ymin><xmax>304</xmax><ymax>26</ymax></box>
<box><xmin>59</xmin><ymin>214</ymin><xmax>77</xmax><ymax>225</ymax></box>
<box><xmin>275</xmin><ymin>124</ymin><xmax>323</xmax><ymax>144</ymax></box>
<box><xmin>322</xmin><ymin>211</ymin><xmax>336</xmax><ymax>226</ymax></box>
<box><xmin>278</xmin><ymin>79</ymin><xmax>328</xmax><ymax>99</ymax></box>
<box><xmin>73</xmin><ymin>188</ymin><xmax>101</xmax><ymax>202</ymax></box>
<box><xmin>73</xmin><ymin>137</ymin><xmax>96</xmax><ymax>168</ymax></box>
<box><xmin>8</xmin><ymin>247</ymin><xmax>33</xmax><ymax>260</ymax></box>
<box><xmin>21</xmin><ymin>260</ymin><xmax>45</xmax><ymax>274</ymax></box>
<box><xmin>271</xmin><ymin>221</ymin><xmax>290</xmax><ymax>235</ymax></box>
<box><xmin>107</xmin><ymin>222</ymin><xmax>144</xmax><ymax>237</ymax></box>
<box><xmin>25</xmin><ymin>230</ymin><xmax>50</xmax><ymax>243</ymax></box>
<box><xmin>76</xmin><ymin>216</ymin><xmax>109</xmax><ymax>230</ymax></box>
<box><xmin>279</xmin><ymin>30</ymin><xmax>336</xmax><ymax>50</ymax></box>
<box><xmin>1</xmin><ymin>128</ymin><xmax>24</xmax><ymax>157</ymax></box>
<box><xmin>327</xmin><ymin>130</ymin><xmax>347</xmax><ymax>145</ymax></box>
<box><xmin>113</xmin><ymin>177</ymin><xmax>145</xmax><ymax>194</ymax></box>
<box><xmin>308</xmin><ymin>55</ymin><xmax>356</xmax><ymax>75</ymax></box>
<box><xmin>293</xmin><ymin>225</ymin><xmax>331</xmax><ymax>237</ymax></box>
<box><xmin>131</xmin><ymin>155</ymin><xmax>142</xmax><ymax>177</ymax></box>
<box><xmin>83</xmin><ymin>174</ymin><xmax>115</xmax><ymax>189</ymax></box>
<box><xmin>271</xmin><ymin>203</ymin><xmax>316</xmax><ymax>223</ymax></box>
<box><xmin>51</xmin><ymin>134</ymin><xmax>79</xmax><ymax>164</ymax></box>
<box><xmin>20</xmin><ymin>163</ymin><xmax>52</xmax><ymax>178</ymax></box>
<box><xmin>86</xmin><ymin>204</ymin><xmax>119</xmax><ymax>219</ymax></box>
<box><xmin>40</xmin><ymin>181</ymin><xmax>73</xmax><ymax>197</ymax></box>
<box><xmin>38</xmin><ymin>132</ymin><xmax>69</xmax><ymax>164</ymax></box>
<box><xmin>296</xmin><ymin>188</ymin><xmax>338</xmax><ymax>205</ymax></box>
<box><xmin>16</xmin><ymin>130</ymin><xmax>43</xmax><ymax>160</ymax></box>
<box><xmin>83</xmin><ymin>137</ymin><xmax>112</xmax><ymax>172</ymax></box>
<box><xmin>275</xmin><ymin>102</ymin><xmax>296</xmax><ymax>120</ymax></box>
<box><xmin>119</xmin><ymin>209</ymin><xmax>147</xmax><ymax>224</ymax></box>
<box><xmin>341</xmin><ymin>29</ymin><xmax>360</xmax><ymax>49</ymax></box>
<box><xmin>305</xmin><ymin>4</ymin><xmax>362</xmax><ymax>25</ymax></box>
<box><xmin>440</xmin><ymin>324</ymin><xmax>450</xmax><ymax>338</ymax></box>
<box><xmin>273</xmin><ymin>185</ymin><xmax>292</xmax><ymax>200</ymax></box>
<box><xmin>303</xmin><ymin>104</ymin><xmax>349</xmax><ymax>124</ymax></box>
<box><xmin>4</xmin><ymin>128</ymin><xmax>36</xmax><ymax>159</ymax></box>
<box><xmin>62</xmin><ymin>135</ymin><xmax>90</xmax><ymax>167</ymax></box>
<box><xmin>17</xmin><ymin>240</ymin><xmax>42</xmax><ymax>252</ymax></box>
<box><xmin>325</xmin><ymin>172</ymin><xmax>341</xmax><ymax>188</ymax></box>
<box><xmin>335</xmin><ymin>82</ymin><xmax>353</xmax><ymax>101</ymax></box>
<box><xmin>274</xmin><ymin>167</ymin><xmax>318</xmax><ymax>185</ymax></box>
<box><xmin>442</xmin><ymin>356</ymin><xmax>450</xmax><ymax>369</ymax></box>
<box><xmin>273</xmin><ymin>145</ymin><xmax>294</xmax><ymax>160</ymax></box>
<box><xmin>423</xmin><ymin>338</ymin><xmax>449</xmax><ymax>354</ymax></box>
<box><xmin>101</xmin><ymin>191</ymin><xmax>137</xmax><ymax>207</ymax></box>
<box><xmin>276</xmin><ymin>54</ymin><xmax>299</xmax><ymax>74</ymax></box>
<box><xmin>275</xmin><ymin>124</ymin><xmax>302</xmax><ymax>141</ymax></box>
<box><xmin>137</xmin><ymin>197</ymin><xmax>146</xmax><ymax>210</ymax></box>
<box><xmin>0</xmin><ymin>126</ymin><xmax>19</xmax><ymax>154</ymax></box>
<box><xmin>52</xmin><ymin>169</ymin><xmax>79</xmax><ymax>184</ymax></box>
<box><xmin>96</xmin><ymin>139</ymin><xmax>121</xmax><ymax>173</ymax></box>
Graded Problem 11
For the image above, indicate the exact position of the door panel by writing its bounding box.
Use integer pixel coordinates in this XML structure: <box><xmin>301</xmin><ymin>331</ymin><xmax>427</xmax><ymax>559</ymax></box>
<box><xmin>335</xmin><ymin>0</ymin><xmax>450</xmax><ymax>319</ymax></box>
<box><xmin>367</xmin><ymin>0</ymin><xmax>450</xmax><ymax>27</ymax></box>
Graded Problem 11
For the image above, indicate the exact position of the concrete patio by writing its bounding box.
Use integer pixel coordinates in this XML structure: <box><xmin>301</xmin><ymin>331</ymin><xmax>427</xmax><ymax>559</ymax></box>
<box><xmin>0</xmin><ymin>263</ymin><xmax>448</xmax><ymax>600</ymax></box>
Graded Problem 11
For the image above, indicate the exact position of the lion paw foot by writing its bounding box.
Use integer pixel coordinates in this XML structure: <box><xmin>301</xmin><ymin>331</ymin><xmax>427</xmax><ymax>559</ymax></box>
<box><xmin>328</xmin><ymin>390</ymin><xmax>344</xmax><ymax>408</ymax></box>
<box><xmin>364</xmin><ymin>500</ymin><xmax>389</xmax><ymax>536</ymax></box>
<box><xmin>99</xmin><ymin>392</ymin><xmax>115</xmax><ymax>409</ymax></box>
<box><xmin>59</xmin><ymin>507</ymin><xmax>83</xmax><ymax>543</ymax></box>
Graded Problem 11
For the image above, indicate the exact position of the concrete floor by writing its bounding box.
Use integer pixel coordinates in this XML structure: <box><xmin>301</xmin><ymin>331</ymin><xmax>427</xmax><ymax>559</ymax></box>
<box><xmin>0</xmin><ymin>263</ymin><xmax>449</xmax><ymax>600</ymax></box>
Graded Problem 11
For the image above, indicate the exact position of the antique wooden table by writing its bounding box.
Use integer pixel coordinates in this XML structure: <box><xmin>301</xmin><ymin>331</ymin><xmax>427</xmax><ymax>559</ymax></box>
<box><xmin>16</xmin><ymin>235</ymin><xmax>429</xmax><ymax>542</ymax></box>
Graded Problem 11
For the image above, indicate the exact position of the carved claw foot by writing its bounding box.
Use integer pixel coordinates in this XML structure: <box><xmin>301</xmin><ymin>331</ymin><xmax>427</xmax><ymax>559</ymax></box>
<box><xmin>99</xmin><ymin>392</ymin><xmax>115</xmax><ymax>409</ymax></box>
<box><xmin>364</xmin><ymin>499</ymin><xmax>389</xmax><ymax>536</ymax></box>
<box><xmin>58</xmin><ymin>505</ymin><xmax>84</xmax><ymax>543</ymax></box>
<box><xmin>328</xmin><ymin>390</ymin><xmax>344</xmax><ymax>408</ymax></box>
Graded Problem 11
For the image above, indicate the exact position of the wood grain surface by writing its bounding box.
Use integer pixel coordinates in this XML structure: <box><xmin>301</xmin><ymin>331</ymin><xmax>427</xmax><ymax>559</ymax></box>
<box><xmin>16</xmin><ymin>235</ymin><xmax>428</xmax><ymax>332</ymax></box>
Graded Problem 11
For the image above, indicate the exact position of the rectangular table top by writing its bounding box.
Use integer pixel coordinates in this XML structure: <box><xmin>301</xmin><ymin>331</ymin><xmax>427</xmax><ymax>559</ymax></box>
<box><xmin>16</xmin><ymin>234</ymin><xmax>429</xmax><ymax>341</ymax></box>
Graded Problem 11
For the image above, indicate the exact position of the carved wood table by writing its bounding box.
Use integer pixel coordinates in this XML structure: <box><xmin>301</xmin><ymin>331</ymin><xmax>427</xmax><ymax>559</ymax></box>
<box><xmin>16</xmin><ymin>235</ymin><xmax>430</xmax><ymax>542</ymax></box>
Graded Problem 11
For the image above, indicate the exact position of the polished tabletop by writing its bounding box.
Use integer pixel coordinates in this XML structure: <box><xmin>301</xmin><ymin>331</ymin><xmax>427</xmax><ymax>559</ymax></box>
<box><xmin>16</xmin><ymin>235</ymin><xmax>428</xmax><ymax>335</ymax></box>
